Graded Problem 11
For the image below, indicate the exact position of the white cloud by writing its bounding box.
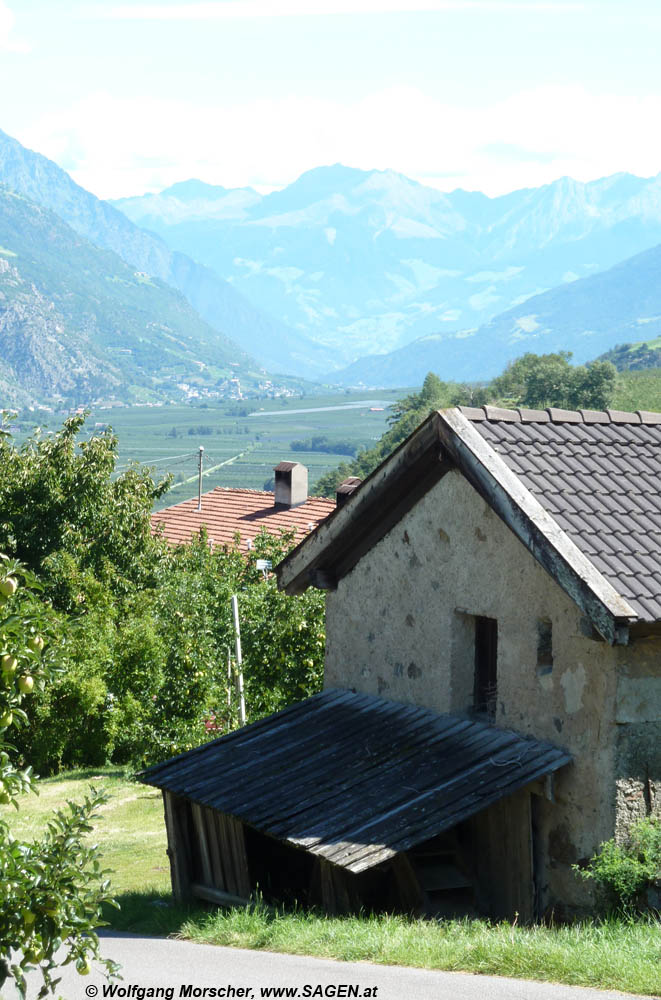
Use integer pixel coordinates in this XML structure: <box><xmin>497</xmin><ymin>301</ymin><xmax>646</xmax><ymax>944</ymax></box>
<box><xmin>0</xmin><ymin>1</ymin><xmax>28</xmax><ymax>52</ymax></box>
<box><xmin>18</xmin><ymin>84</ymin><xmax>661</xmax><ymax>200</ymax></box>
<box><xmin>98</xmin><ymin>1</ymin><xmax>582</xmax><ymax>19</ymax></box>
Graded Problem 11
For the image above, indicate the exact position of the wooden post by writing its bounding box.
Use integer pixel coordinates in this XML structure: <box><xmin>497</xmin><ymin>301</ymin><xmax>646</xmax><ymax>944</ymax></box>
<box><xmin>390</xmin><ymin>853</ymin><xmax>425</xmax><ymax>914</ymax></box>
<box><xmin>319</xmin><ymin>858</ymin><xmax>351</xmax><ymax>915</ymax></box>
<box><xmin>162</xmin><ymin>791</ymin><xmax>193</xmax><ymax>902</ymax></box>
<box><xmin>231</xmin><ymin>595</ymin><xmax>246</xmax><ymax>725</ymax></box>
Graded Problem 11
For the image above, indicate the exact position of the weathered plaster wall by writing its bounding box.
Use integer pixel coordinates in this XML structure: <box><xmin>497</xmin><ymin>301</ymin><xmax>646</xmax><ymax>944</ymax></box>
<box><xmin>324</xmin><ymin>469</ymin><xmax>622</xmax><ymax>911</ymax></box>
<box><xmin>615</xmin><ymin>638</ymin><xmax>661</xmax><ymax>836</ymax></box>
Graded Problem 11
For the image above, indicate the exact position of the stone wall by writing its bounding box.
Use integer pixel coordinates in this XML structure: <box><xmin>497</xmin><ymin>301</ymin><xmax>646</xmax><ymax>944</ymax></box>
<box><xmin>615</xmin><ymin>636</ymin><xmax>661</xmax><ymax>837</ymax></box>
<box><xmin>324</xmin><ymin>468</ymin><xmax>623</xmax><ymax>911</ymax></box>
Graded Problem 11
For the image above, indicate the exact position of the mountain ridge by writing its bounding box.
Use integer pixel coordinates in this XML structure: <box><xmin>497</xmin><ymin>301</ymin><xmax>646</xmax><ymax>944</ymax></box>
<box><xmin>0</xmin><ymin>185</ymin><xmax>287</xmax><ymax>407</ymax></box>
<box><xmin>0</xmin><ymin>129</ymin><xmax>332</xmax><ymax>378</ymax></box>
<box><xmin>112</xmin><ymin>162</ymin><xmax>661</xmax><ymax>369</ymax></box>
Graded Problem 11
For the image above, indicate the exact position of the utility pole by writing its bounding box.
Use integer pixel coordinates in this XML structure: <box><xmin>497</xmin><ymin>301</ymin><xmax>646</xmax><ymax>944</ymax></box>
<box><xmin>231</xmin><ymin>595</ymin><xmax>246</xmax><ymax>726</ymax></box>
<box><xmin>197</xmin><ymin>446</ymin><xmax>204</xmax><ymax>511</ymax></box>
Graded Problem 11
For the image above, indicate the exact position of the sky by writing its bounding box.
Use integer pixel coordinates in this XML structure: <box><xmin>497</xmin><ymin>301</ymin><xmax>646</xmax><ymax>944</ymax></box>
<box><xmin>2</xmin><ymin>0</ymin><xmax>661</xmax><ymax>199</ymax></box>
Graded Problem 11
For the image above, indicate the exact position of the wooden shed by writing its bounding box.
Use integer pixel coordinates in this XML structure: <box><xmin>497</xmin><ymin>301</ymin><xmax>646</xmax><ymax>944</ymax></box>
<box><xmin>140</xmin><ymin>689</ymin><xmax>571</xmax><ymax>918</ymax></box>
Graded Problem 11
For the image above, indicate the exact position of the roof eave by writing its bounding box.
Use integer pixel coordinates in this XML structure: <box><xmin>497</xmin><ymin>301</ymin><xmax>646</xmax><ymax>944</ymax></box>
<box><xmin>277</xmin><ymin>408</ymin><xmax>638</xmax><ymax>645</ymax></box>
<box><xmin>276</xmin><ymin>409</ymin><xmax>448</xmax><ymax>594</ymax></box>
<box><xmin>438</xmin><ymin>409</ymin><xmax>637</xmax><ymax>645</ymax></box>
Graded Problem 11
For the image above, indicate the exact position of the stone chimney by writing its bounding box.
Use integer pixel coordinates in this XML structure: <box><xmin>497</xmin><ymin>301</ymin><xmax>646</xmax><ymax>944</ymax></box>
<box><xmin>273</xmin><ymin>461</ymin><xmax>308</xmax><ymax>508</ymax></box>
<box><xmin>336</xmin><ymin>477</ymin><xmax>361</xmax><ymax>508</ymax></box>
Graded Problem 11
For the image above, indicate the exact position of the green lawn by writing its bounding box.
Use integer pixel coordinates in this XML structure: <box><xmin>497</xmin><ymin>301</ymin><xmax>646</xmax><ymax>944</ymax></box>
<box><xmin>2</xmin><ymin>767</ymin><xmax>171</xmax><ymax>894</ymax></box>
<box><xmin>3</xmin><ymin>768</ymin><xmax>660</xmax><ymax>995</ymax></box>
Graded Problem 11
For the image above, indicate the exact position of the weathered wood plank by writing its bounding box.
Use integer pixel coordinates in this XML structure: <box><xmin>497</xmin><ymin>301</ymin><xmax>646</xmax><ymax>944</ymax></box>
<box><xmin>191</xmin><ymin>803</ymin><xmax>213</xmax><ymax>887</ymax></box>
<box><xmin>319</xmin><ymin>859</ymin><xmax>350</xmax><ymax>915</ymax></box>
<box><xmin>226</xmin><ymin>815</ymin><xmax>251</xmax><ymax>900</ymax></box>
<box><xmin>191</xmin><ymin>882</ymin><xmax>251</xmax><ymax>909</ymax></box>
<box><xmin>242</xmin><ymin>714</ymin><xmax>474</xmax><ymax>832</ymax></box>
<box><xmin>320</xmin><ymin>750</ymin><xmax>568</xmax><ymax>872</ymax></box>
<box><xmin>216</xmin><ymin>813</ymin><xmax>238</xmax><ymax>896</ymax></box>
<box><xmin>205</xmin><ymin>807</ymin><xmax>226</xmax><ymax>891</ymax></box>
<box><xmin>390</xmin><ymin>853</ymin><xmax>425</xmax><ymax>913</ymax></box>
<box><xmin>279</xmin><ymin>724</ymin><xmax>513</xmax><ymax>846</ymax></box>
<box><xmin>175</xmin><ymin>692</ymin><xmax>396</xmax><ymax>800</ymax></box>
<box><xmin>162</xmin><ymin>791</ymin><xmax>192</xmax><ymax>902</ymax></box>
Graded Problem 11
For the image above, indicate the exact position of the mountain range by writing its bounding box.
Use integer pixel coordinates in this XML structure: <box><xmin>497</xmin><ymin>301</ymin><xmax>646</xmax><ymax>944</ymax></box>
<box><xmin>113</xmin><ymin>165</ymin><xmax>661</xmax><ymax>379</ymax></box>
<box><xmin>4</xmin><ymin>124</ymin><xmax>661</xmax><ymax>399</ymax></box>
<box><xmin>0</xmin><ymin>185</ymin><xmax>280</xmax><ymax>407</ymax></box>
<box><xmin>0</xmin><ymin>129</ymin><xmax>331</xmax><ymax>380</ymax></box>
<box><xmin>331</xmin><ymin>239</ymin><xmax>661</xmax><ymax>386</ymax></box>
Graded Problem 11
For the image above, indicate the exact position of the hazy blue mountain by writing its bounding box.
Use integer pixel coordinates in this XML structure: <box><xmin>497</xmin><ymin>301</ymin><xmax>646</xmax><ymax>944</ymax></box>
<box><xmin>331</xmin><ymin>240</ymin><xmax>661</xmax><ymax>386</ymax></box>
<box><xmin>0</xmin><ymin>186</ymin><xmax>286</xmax><ymax>407</ymax></box>
<box><xmin>113</xmin><ymin>164</ymin><xmax>661</xmax><ymax>368</ymax></box>
<box><xmin>0</xmin><ymin>129</ymin><xmax>331</xmax><ymax>378</ymax></box>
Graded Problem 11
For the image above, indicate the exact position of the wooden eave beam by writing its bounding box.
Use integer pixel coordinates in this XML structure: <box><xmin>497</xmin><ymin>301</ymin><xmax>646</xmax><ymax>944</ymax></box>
<box><xmin>277</xmin><ymin>411</ymin><xmax>449</xmax><ymax>595</ymax></box>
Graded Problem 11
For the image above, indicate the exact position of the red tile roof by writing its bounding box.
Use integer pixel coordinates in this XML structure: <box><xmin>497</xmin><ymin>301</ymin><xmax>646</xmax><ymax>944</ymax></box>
<box><xmin>151</xmin><ymin>487</ymin><xmax>336</xmax><ymax>552</ymax></box>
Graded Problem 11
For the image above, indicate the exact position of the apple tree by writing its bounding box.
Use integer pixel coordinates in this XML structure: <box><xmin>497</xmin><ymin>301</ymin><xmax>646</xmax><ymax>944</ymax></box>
<box><xmin>0</xmin><ymin>557</ymin><xmax>119</xmax><ymax>998</ymax></box>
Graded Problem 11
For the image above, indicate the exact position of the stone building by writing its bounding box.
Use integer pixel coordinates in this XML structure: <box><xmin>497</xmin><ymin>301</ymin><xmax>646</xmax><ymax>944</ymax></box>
<box><xmin>277</xmin><ymin>405</ymin><xmax>661</xmax><ymax>915</ymax></box>
<box><xmin>142</xmin><ymin>406</ymin><xmax>659</xmax><ymax>919</ymax></box>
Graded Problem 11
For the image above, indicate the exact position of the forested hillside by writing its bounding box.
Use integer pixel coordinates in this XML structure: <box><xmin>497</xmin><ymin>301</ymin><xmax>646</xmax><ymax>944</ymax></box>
<box><xmin>0</xmin><ymin>187</ymin><xmax>291</xmax><ymax>406</ymax></box>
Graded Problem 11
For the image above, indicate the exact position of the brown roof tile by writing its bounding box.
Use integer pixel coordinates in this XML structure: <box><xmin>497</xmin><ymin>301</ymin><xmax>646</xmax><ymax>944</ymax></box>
<box><xmin>151</xmin><ymin>487</ymin><xmax>335</xmax><ymax>553</ymax></box>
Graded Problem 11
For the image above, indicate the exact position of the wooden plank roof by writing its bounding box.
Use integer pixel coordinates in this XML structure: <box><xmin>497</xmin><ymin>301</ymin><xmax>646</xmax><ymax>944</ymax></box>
<box><xmin>151</xmin><ymin>487</ymin><xmax>335</xmax><ymax>552</ymax></box>
<box><xmin>139</xmin><ymin>689</ymin><xmax>571</xmax><ymax>874</ymax></box>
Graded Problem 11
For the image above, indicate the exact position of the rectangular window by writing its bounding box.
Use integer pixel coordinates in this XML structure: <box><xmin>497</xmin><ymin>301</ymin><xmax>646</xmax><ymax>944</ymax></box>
<box><xmin>474</xmin><ymin>616</ymin><xmax>497</xmax><ymax>720</ymax></box>
<box><xmin>536</xmin><ymin>619</ymin><xmax>553</xmax><ymax>674</ymax></box>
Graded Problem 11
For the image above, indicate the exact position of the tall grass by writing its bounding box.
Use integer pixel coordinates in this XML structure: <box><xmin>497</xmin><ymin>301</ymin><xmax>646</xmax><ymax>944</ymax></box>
<box><xmin>175</xmin><ymin>904</ymin><xmax>660</xmax><ymax>996</ymax></box>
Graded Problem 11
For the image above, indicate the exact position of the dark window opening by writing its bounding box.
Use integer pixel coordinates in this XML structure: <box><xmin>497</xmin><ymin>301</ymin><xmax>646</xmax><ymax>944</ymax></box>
<box><xmin>536</xmin><ymin>619</ymin><xmax>553</xmax><ymax>673</ymax></box>
<box><xmin>474</xmin><ymin>616</ymin><xmax>497</xmax><ymax>720</ymax></box>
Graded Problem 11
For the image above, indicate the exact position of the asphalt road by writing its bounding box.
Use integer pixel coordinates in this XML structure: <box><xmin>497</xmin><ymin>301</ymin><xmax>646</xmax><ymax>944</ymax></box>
<box><xmin>5</xmin><ymin>932</ymin><xmax>653</xmax><ymax>1000</ymax></box>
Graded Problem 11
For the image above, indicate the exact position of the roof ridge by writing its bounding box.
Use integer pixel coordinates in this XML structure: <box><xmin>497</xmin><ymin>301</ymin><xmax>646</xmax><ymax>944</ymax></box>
<box><xmin>153</xmin><ymin>486</ymin><xmax>335</xmax><ymax>517</ymax></box>
<box><xmin>456</xmin><ymin>405</ymin><xmax>661</xmax><ymax>426</ymax></box>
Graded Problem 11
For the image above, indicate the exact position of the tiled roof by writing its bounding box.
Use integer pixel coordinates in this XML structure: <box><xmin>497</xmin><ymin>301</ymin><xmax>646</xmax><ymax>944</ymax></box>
<box><xmin>459</xmin><ymin>406</ymin><xmax>661</xmax><ymax>622</ymax></box>
<box><xmin>151</xmin><ymin>487</ymin><xmax>335</xmax><ymax>552</ymax></box>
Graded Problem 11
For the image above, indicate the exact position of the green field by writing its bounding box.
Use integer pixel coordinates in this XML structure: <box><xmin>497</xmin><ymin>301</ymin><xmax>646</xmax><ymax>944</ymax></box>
<box><xmin>13</xmin><ymin>389</ymin><xmax>404</xmax><ymax>508</ymax></box>
<box><xmin>11</xmin><ymin>364</ymin><xmax>661</xmax><ymax>514</ymax></box>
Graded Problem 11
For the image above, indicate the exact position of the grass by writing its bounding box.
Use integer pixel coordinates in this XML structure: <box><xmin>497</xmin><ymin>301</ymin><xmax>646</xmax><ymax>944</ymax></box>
<box><xmin>3</xmin><ymin>769</ymin><xmax>660</xmax><ymax>995</ymax></box>
<box><xmin>2</xmin><ymin>766</ymin><xmax>171</xmax><ymax>894</ymax></box>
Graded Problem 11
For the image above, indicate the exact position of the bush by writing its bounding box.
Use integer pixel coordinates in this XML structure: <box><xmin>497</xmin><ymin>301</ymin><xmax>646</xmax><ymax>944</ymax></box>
<box><xmin>576</xmin><ymin>817</ymin><xmax>661</xmax><ymax>911</ymax></box>
<box><xmin>0</xmin><ymin>559</ymin><xmax>118</xmax><ymax>997</ymax></box>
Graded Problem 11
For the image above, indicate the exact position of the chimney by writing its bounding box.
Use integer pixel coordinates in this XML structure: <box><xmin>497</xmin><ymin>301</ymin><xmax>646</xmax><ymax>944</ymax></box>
<box><xmin>273</xmin><ymin>461</ymin><xmax>308</xmax><ymax>508</ymax></box>
<box><xmin>336</xmin><ymin>477</ymin><xmax>361</xmax><ymax>508</ymax></box>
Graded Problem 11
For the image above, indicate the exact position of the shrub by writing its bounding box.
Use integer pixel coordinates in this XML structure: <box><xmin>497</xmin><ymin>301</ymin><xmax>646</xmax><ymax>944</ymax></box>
<box><xmin>576</xmin><ymin>817</ymin><xmax>661</xmax><ymax>911</ymax></box>
<box><xmin>0</xmin><ymin>558</ymin><xmax>118</xmax><ymax>997</ymax></box>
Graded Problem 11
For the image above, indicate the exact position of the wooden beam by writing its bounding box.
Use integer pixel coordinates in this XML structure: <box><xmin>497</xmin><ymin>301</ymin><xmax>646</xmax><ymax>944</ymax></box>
<box><xmin>191</xmin><ymin>882</ymin><xmax>252</xmax><ymax>909</ymax></box>
<box><xmin>191</xmin><ymin>803</ymin><xmax>213</xmax><ymax>887</ymax></box>
<box><xmin>162</xmin><ymin>791</ymin><xmax>192</xmax><ymax>903</ymax></box>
